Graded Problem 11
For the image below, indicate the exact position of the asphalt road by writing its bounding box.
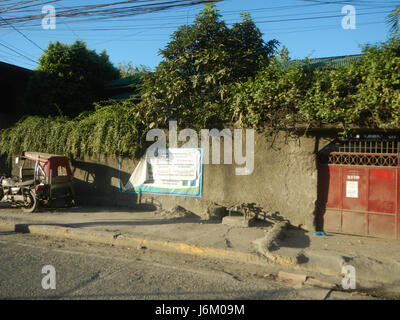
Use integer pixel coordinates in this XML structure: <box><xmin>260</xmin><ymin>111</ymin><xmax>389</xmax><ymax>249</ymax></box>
<box><xmin>0</xmin><ymin>231</ymin><xmax>369</xmax><ymax>301</ymax></box>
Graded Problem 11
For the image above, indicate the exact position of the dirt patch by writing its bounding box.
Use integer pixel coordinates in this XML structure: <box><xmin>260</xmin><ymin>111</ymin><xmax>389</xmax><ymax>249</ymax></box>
<box><xmin>154</xmin><ymin>205</ymin><xmax>201</xmax><ymax>220</ymax></box>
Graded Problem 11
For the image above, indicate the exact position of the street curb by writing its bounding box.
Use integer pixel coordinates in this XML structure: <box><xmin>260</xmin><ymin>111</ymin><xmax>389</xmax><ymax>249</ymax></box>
<box><xmin>0</xmin><ymin>221</ymin><xmax>15</xmax><ymax>231</ymax></box>
<box><xmin>2</xmin><ymin>220</ymin><xmax>392</xmax><ymax>293</ymax></box>
<box><xmin>4</xmin><ymin>222</ymin><xmax>271</xmax><ymax>266</ymax></box>
<box><xmin>1</xmin><ymin>220</ymin><xmax>353</xmax><ymax>295</ymax></box>
<box><xmin>0</xmin><ymin>220</ymin><xmax>337</xmax><ymax>275</ymax></box>
<box><xmin>252</xmin><ymin>221</ymin><xmax>299</xmax><ymax>266</ymax></box>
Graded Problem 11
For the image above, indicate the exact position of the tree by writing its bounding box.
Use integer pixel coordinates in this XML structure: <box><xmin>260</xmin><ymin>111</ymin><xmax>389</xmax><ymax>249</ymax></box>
<box><xmin>231</xmin><ymin>37</ymin><xmax>400</xmax><ymax>131</ymax></box>
<box><xmin>387</xmin><ymin>5</ymin><xmax>400</xmax><ymax>35</ymax></box>
<box><xmin>140</xmin><ymin>3</ymin><xmax>278</xmax><ymax>130</ymax></box>
<box><xmin>25</xmin><ymin>40</ymin><xmax>120</xmax><ymax>117</ymax></box>
<box><xmin>117</xmin><ymin>62</ymin><xmax>151</xmax><ymax>78</ymax></box>
<box><xmin>278</xmin><ymin>45</ymin><xmax>290</xmax><ymax>63</ymax></box>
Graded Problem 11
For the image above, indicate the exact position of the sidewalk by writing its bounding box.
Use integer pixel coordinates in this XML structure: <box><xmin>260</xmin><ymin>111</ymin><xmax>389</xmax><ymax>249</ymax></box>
<box><xmin>0</xmin><ymin>204</ymin><xmax>270</xmax><ymax>264</ymax></box>
<box><xmin>0</xmin><ymin>203</ymin><xmax>399</xmax><ymax>298</ymax></box>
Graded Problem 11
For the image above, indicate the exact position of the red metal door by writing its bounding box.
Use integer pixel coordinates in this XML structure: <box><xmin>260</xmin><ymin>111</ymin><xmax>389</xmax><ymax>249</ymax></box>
<box><xmin>318</xmin><ymin>162</ymin><xmax>399</xmax><ymax>239</ymax></box>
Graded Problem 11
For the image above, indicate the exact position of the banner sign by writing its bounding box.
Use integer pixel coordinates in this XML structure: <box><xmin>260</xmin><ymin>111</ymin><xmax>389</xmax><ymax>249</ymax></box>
<box><xmin>121</xmin><ymin>148</ymin><xmax>202</xmax><ymax>197</ymax></box>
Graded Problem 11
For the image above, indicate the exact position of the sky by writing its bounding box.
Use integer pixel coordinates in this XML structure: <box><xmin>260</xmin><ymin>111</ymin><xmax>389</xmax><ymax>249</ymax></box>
<box><xmin>0</xmin><ymin>0</ymin><xmax>399</xmax><ymax>71</ymax></box>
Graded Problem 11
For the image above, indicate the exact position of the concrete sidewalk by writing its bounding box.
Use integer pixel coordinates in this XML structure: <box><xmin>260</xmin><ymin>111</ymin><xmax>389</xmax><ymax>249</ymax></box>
<box><xmin>0</xmin><ymin>204</ymin><xmax>270</xmax><ymax>264</ymax></box>
<box><xmin>0</xmin><ymin>204</ymin><xmax>399</xmax><ymax>298</ymax></box>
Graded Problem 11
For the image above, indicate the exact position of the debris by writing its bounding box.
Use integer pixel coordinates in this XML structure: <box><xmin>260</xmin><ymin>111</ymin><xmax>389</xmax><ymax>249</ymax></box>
<box><xmin>222</xmin><ymin>216</ymin><xmax>255</xmax><ymax>227</ymax></box>
<box><xmin>137</xmin><ymin>244</ymin><xmax>147</xmax><ymax>250</ymax></box>
<box><xmin>206</xmin><ymin>203</ymin><xmax>227</xmax><ymax>220</ymax></box>
<box><xmin>156</xmin><ymin>205</ymin><xmax>200</xmax><ymax>219</ymax></box>
<box><xmin>113</xmin><ymin>233</ymin><xmax>122</xmax><ymax>239</ymax></box>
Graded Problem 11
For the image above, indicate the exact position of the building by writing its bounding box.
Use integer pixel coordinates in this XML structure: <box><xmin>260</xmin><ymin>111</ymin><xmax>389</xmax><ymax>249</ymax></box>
<box><xmin>0</xmin><ymin>61</ymin><xmax>33</xmax><ymax>129</ymax></box>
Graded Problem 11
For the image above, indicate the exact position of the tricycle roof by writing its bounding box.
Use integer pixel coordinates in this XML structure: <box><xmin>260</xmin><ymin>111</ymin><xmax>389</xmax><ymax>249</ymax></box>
<box><xmin>21</xmin><ymin>151</ymin><xmax>69</xmax><ymax>161</ymax></box>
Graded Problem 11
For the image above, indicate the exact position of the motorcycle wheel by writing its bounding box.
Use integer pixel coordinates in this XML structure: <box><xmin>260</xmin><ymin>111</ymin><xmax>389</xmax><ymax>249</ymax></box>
<box><xmin>22</xmin><ymin>189</ymin><xmax>38</xmax><ymax>213</ymax></box>
<box><xmin>64</xmin><ymin>188</ymin><xmax>76</xmax><ymax>208</ymax></box>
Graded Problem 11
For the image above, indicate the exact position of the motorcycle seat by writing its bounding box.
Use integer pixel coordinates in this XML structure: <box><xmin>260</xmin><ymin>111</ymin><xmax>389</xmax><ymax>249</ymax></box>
<box><xmin>2</xmin><ymin>179</ymin><xmax>34</xmax><ymax>187</ymax></box>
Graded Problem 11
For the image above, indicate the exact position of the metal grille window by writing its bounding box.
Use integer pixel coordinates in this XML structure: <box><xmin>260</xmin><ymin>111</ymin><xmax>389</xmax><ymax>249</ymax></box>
<box><xmin>319</xmin><ymin>134</ymin><xmax>400</xmax><ymax>167</ymax></box>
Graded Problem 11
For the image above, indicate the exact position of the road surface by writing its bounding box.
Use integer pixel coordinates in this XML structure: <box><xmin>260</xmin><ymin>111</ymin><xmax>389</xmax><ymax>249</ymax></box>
<box><xmin>0</xmin><ymin>230</ymin><xmax>370</xmax><ymax>300</ymax></box>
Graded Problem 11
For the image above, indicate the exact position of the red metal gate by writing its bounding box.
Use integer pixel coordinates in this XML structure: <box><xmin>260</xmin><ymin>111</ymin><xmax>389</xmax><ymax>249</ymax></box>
<box><xmin>318</xmin><ymin>137</ymin><xmax>400</xmax><ymax>239</ymax></box>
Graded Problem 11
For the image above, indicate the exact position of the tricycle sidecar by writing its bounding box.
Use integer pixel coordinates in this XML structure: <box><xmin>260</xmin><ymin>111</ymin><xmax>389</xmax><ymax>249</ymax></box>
<box><xmin>0</xmin><ymin>151</ymin><xmax>75</xmax><ymax>212</ymax></box>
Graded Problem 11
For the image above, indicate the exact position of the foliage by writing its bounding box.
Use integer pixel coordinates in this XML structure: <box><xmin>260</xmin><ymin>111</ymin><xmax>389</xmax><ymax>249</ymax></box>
<box><xmin>3</xmin><ymin>8</ymin><xmax>400</xmax><ymax>161</ymax></box>
<box><xmin>139</xmin><ymin>3</ymin><xmax>278</xmax><ymax>131</ymax></box>
<box><xmin>25</xmin><ymin>40</ymin><xmax>120</xmax><ymax>117</ymax></box>
<box><xmin>231</xmin><ymin>37</ymin><xmax>400</xmax><ymax>131</ymax></box>
<box><xmin>117</xmin><ymin>62</ymin><xmax>151</xmax><ymax>78</ymax></box>
<box><xmin>0</xmin><ymin>101</ymin><xmax>148</xmax><ymax>160</ymax></box>
<box><xmin>352</xmin><ymin>38</ymin><xmax>400</xmax><ymax>128</ymax></box>
<box><xmin>387</xmin><ymin>5</ymin><xmax>400</xmax><ymax>35</ymax></box>
<box><xmin>230</xmin><ymin>58</ymin><xmax>311</xmax><ymax>129</ymax></box>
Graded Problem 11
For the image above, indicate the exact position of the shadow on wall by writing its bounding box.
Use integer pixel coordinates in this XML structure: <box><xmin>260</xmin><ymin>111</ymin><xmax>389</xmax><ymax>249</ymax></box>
<box><xmin>314</xmin><ymin>136</ymin><xmax>332</xmax><ymax>232</ymax></box>
<box><xmin>71</xmin><ymin>159</ymin><xmax>157</xmax><ymax>211</ymax></box>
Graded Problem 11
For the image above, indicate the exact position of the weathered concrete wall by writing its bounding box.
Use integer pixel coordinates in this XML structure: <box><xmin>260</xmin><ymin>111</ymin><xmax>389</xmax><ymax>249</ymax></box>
<box><xmin>70</xmin><ymin>131</ymin><xmax>319</xmax><ymax>231</ymax></box>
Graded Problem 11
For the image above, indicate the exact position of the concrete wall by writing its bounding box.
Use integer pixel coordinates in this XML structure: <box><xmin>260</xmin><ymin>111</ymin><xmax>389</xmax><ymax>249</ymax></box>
<box><xmin>70</xmin><ymin>131</ymin><xmax>320</xmax><ymax>231</ymax></box>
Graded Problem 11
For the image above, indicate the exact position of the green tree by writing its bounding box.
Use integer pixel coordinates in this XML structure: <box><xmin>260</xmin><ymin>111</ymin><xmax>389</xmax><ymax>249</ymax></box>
<box><xmin>232</xmin><ymin>37</ymin><xmax>400</xmax><ymax>131</ymax></box>
<box><xmin>117</xmin><ymin>62</ymin><xmax>151</xmax><ymax>78</ymax></box>
<box><xmin>230</xmin><ymin>58</ymin><xmax>311</xmax><ymax>129</ymax></box>
<box><xmin>278</xmin><ymin>45</ymin><xmax>290</xmax><ymax>63</ymax></box>
<box><xmin>352</xmin><ymin>38</ymin><xmax>400</xmax><ymax>128</ymax></box>
<box><xmin>387</xmin><ymin>5</ymin><xmax>400</xmax><ymax>35</ymax></box>
<box><xmin>25</xmin><ymin>40</ymin><xmax>120</xmax><ymax>117</ymax></box>
<box><xmin>140</xmin><ymin>3</ymin><xmax>278</xmax><ymax>130</ymax></box>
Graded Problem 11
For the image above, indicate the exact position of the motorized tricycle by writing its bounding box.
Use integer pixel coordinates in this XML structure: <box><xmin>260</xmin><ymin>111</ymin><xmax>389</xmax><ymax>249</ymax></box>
<box><xmin>0</xmin><ymin>151</ymin><xmax>75</xmax><ymax>212</ymax></box>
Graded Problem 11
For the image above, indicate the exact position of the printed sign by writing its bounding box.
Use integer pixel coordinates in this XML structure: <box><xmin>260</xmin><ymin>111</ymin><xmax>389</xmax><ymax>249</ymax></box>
<box><xmin>121</xmin><ymin>148</ymin><xmax>202</xmax><ymax>197</ymax></box>
<box><xmin>347</xmin><ymin>175</ymin><xmax>360</xmax><ymax>180</ymax></box>
<box><xmin>346</xmin><ymin>181</ymin><xmax>358</xmax><ymax>198</ymax></box>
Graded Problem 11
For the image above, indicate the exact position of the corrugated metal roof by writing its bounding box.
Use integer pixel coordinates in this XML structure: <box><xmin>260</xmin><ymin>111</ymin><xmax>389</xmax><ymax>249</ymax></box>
<box><xmin>105</xmin><ymin>74</ymin><xmax>142</xmax><ymax>88</ymax></box>
<box><xmin>104</xmin><ymin>73</ymin><xmax>143</xmax><ymax>101</ymax></box>
<box><xmin>308</xmin><ymin>54</ymin><xmax>363</xmax><ymax>68</ymax></box>
<box><xmin>288</xmin><ymin>54</ymin><xmax>363</xmax><ymax>69</ymax></box>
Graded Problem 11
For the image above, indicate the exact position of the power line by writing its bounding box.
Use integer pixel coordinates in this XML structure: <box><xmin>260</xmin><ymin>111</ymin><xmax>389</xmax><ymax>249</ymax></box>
<box><xmin>12</xmin><ymin>3</ymin><xmax>395</xmax><ymax>31</ymax></box>
<box><xmin>0</xmin><ymin>40</ymin><xmax>38</xmax><ymax>64</ymax></box>
<box><xmin>0</xmin><ymin>15</ymin><xmax>44</xmax><ymax>51</ymax></box>
<box><xmin>255</xmin><ymin>9</ymin><xmax>391</xmax><ymax>25</ymax></box>
<box><xmin>0</xmin><ymin>0</ymin><xmax>393</xmax><ymax>67</ymax></box>
<box><xmin>0</xmin><ymin>0</ymin><xmax>220</xmax><ymax>27</ymax></box>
